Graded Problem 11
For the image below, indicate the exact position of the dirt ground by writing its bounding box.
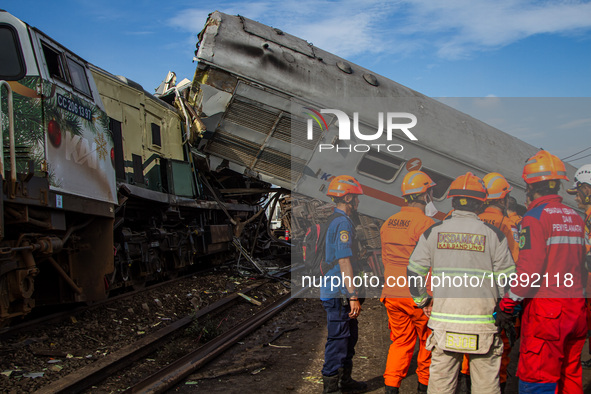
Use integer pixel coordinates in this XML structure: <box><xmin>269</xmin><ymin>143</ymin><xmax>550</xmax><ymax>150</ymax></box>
<box><xmin>172</xmin><ymin>297</ymin><xmax>591</xmax><ymax>393</ymax></box>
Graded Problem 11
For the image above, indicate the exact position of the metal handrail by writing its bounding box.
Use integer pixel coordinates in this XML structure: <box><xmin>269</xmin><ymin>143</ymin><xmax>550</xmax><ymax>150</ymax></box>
<box><xmin>0</xmin><ymin>80</ymin><xmax>16</xmax><ymax>186</ymax></box>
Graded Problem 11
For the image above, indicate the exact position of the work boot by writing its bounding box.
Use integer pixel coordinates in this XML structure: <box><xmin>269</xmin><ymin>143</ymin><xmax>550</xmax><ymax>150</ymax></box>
<box><xmin>417</xmin><ymin>382</ymin><xmax>428</xmax><ymax>393</ymax></box>
<box><xmin>457</xmin><ymin>372</ymin><xmax>471</xmax><ymax>394</ymax></box>
<box><xmin>339</xmin><ymin>367</ymin><xmax>368</xmax><ymax>393</ymax></box>
<box><xmin>322</xmin><ymin>373</ymin><xmax>342</xmax><ymax>394</ymax></box>
<box><xmin>385</xmin><ymin>386</ymin><xmax>399</xmax><ymax>394</ymax></box>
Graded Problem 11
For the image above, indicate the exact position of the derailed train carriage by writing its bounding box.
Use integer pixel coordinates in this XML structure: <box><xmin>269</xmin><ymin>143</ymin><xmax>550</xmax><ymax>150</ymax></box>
<box><xmin>0</xmin><ymin>10</ymin><xmax>277</xmax><ymax>325</ymax></box>
<box><xmin>188</xmin><ymin>11</ymin><xmax>579</xmax><ymax>247</ymax></box>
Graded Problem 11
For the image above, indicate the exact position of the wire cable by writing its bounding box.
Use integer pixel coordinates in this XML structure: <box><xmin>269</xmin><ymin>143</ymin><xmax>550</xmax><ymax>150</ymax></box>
<box><xmin>562</xmin><ymin>146</ymin><xmax>591</xmax><ymax>161</ymax></box>
<box><xmin>568</xmin><ymin>152</ymin><xmax>591</xmax><ymax>163</ymax></box>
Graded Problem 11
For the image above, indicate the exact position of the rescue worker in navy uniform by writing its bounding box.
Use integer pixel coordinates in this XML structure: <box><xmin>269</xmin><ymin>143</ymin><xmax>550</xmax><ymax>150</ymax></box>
<box><xmin>496</xmin><ymin>150</ymin><xmax>587</xmax><ymax>393</ymax></box>
<box><xmin>407</xmin><ymin>172</ymin><xmax>516</xmax><ymax>394</ymax></box>
<box><xmin>321</xmin><ymin>175</ymin><xmax>368</xmax><ymax>394</ymax></box>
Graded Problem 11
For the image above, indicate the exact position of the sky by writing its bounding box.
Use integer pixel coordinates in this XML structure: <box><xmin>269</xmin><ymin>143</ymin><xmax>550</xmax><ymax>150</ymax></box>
<box><xmin>2</xmin><ymin>0</ymin><xmax>591</xmax><ymax>165</ymax></box>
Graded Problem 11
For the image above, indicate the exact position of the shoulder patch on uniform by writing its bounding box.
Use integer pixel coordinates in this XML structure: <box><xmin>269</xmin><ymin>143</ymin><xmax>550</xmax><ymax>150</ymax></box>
<box><xmin>339</xmin><ymin>230</ymin><xmax>349</xmax><ymax>243</ymax></box>
<box><xmin>483</xmin><ymin>222</ymin><xmax>506</xmax><ymax>242</ymax></box>
<box><xmin>523</xmin><ymin>203</ymin><xmax>547</xmax><ymax>221</ymax></box>
<box><xmin>519</xmin><ymin>227</ymin><xmax>531</xmax><ymax>250</ymax></box>
<box><xmin>423</xmin><ymin>221</ymin><xmax>444</xmax><ymax>239</ymax></box>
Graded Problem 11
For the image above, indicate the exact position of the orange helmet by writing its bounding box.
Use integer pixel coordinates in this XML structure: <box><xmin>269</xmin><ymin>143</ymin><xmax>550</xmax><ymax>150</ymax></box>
<box><xmin>522</xmin><ymin>150</ymin><xmax>568</xmax><ymax>184</ymax></box>
<box><xmin>401</xmin><ymin>171</ymin><xmax>436</xmax><ymax>196</ymax></box>
<box><xmin>326</xmin><ymin>175</ymin><xmax>363</xmax><ymax>198</ymax></box>
<box><xmin>447</xmin><ymin>172</ymin><xmax>487</xmax><ymax>201</ymax></box>
<box><xmin>483</xmin><ymin>172</ymin><xmax>512</xmax><ymax>200</ymax></box>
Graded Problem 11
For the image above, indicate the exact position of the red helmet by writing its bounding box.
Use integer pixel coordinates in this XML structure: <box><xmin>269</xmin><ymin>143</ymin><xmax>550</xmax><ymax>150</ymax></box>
<box><xmin>483</xmin><ymin>172</ymin><xmax>512</xmax><ymax>200</ymax></box>
<box><xmin>447</xmin><ymin>172</ymin><xmax>487</xmax><ymax>201</ymax></box>
<box><xmin>522</xmin><ymin>150</ymin><xmax>568</xmax><ymax>184</ymax></box>
<box><xmin>326</xmin><ymin>175</ymin><xmax>363</xmax><ymax>198</ymax></box>
<box><xmin>401</xmin><ymin>171</ymin><xmax>436</xmax><ymax>196</ymax></box>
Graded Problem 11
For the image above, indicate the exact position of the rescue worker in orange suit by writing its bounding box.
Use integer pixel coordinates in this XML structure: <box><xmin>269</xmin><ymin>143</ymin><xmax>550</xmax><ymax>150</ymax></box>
<box><xmin>495</xmin><ymin>150</ymin><xmax>588</xmax><ymax>393</ymax></box>
<box><xmin>380</xmin><ymin>171</ymin><xmax>437</xmax><ymax>394</ymax></box>
<box><xmin>565</xmin><ymin>164</ymin><xmax>591</xmax><ymax>368</ymax></box>
<box><xmin>407</xmin><ymin>172</ymin><xmax>515</xmax><ymax>394</ymax></box>
<box><xmin>459</xmin><ymin>172</ymin><xmax>519</xmax><ymax>393</ymax></box>
<box><xmin>320</xmin><ymin>175</ymin><xmax>368</xmax><ymax>394</ymax></box>
<box><xmin>506</xmin><ymin>196</ymin><xmax>523</xmax><ymax>228</ymax></box>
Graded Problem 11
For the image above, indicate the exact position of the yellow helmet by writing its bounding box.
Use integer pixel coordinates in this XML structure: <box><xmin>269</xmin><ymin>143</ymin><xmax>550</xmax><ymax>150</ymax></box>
<box><xmin>483</xmin><ymin>172</ymin><xmax>512</xmax><ymax>200</ymax></box>
<box><xmin>401</xmin><ymin>171</ymin><xmax>436</xmax><ymax>196</ymax></box>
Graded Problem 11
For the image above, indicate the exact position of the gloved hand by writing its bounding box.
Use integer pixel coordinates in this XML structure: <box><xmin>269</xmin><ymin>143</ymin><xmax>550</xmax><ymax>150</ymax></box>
<box><xmin>498</xmin><ymin>295</ymin><xmax>519</xmax><ymax>314</ymax></box>
<box><xmin>494</xmin><ymin>303</ymin><xmax>517</xmax><ymax>347</ymax></box>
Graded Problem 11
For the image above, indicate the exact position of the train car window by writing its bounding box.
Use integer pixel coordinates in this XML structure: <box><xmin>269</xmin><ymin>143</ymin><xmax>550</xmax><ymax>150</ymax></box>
<box><xmin>151</xmin><ymin>123</ymin><xmax>161</xmax><ymax>147</ymax></box>
<box><xmin>357</xmin><ymin>150</ymin><xmax>405</xmax><ymax>182</ymax></box>
<box><xmin>420</xmin><ymin>168</ymin><xmax>454</xmax><ymax>201</ymax></box>
<box><xmin>41</xmin><ymin>43</ymin><xmax>67</xmax><ymax>81</ymax></box>
<box><xmin>0</xmin><ymin>25</ymin><xmax>26</xmax><ymax>80</ymax></box>
<box><xmin>66</xmin><ymin>57</ymin><xmax>92</xmax><ymax>97</ymax></box>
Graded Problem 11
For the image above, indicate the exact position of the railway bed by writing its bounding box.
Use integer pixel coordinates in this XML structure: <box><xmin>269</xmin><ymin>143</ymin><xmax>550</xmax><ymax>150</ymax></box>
<box><xmin>0</xmin><ymin>260</ymin><xmax>289</xmax><ymax>393</ymax></box>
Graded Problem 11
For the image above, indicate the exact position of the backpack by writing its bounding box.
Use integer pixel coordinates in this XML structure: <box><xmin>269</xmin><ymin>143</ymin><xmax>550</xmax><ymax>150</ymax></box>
<box><xmin>302</xmin><ymin>211</ymin><xmax>345</xmax><ymax>277</ymax></box>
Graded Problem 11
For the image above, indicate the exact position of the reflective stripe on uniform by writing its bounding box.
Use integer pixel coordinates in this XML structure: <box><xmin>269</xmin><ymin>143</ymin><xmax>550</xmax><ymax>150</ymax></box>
<box><xmin>430</xmin><ymin>311</ymin><xmax>495</xmax><ymax>324</ymax></box>
<box><xmin>408</xmin><ymin>259</ymin><xmax>430</xmax><ymax>276</ymax></box>
<box><xmin>431</xmin><ymin>266</ymin><xmax>516</xmax><ymax>278</ymax></box>
<box><xmin>545</xmin><ymin>236</ymin><xmax>586</xmax><ymax>246</ymax></box>
<box><xmin>494</xmin><ymin>265</ymin><xmax>517</xmax><ymax>277</ymax></box>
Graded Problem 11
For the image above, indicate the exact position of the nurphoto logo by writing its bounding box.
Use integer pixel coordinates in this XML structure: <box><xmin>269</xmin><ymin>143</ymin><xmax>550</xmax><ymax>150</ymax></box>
<box><xmin>304</xmin><ymin>107</ymin><xmax>418</xmax><ymax>153</ymax></box>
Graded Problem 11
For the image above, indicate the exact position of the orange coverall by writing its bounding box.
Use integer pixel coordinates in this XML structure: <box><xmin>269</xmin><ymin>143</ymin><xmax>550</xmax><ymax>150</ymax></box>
<box><xmin>461</xmin><ymin>205</ymin><xmax>519</xmax><ymax>384</ymax></box>
<box><xmin>380</xmin><ymin>206</ymin><xmax>434</xmax><ymax>388</ymax></box>
<box><xmin>507</xmin><ymin>211</ymin><xmax>522</xmax><ymax>228</ymax></box>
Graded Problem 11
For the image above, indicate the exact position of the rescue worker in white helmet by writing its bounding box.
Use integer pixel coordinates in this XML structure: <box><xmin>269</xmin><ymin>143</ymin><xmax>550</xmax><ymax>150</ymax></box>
<box><xmin>407</xmin><ymin>172</ymin><xmax>515</xmax><ymax>394</ymax></box>
<box><xmin>565</xmin><ymin>164</ymin><xmax>591</xmax><ymax>368</ymax></box>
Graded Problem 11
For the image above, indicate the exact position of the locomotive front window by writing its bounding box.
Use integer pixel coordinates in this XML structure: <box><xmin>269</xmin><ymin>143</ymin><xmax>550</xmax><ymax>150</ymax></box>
<box><xmin>42</xmin><ymin>43</ymin><xmax>67</xmax><ymax>81</ymax></box>
<box><xmin>0</xmin><ymin>25</ymin><xmax>25</xmax><ymax>80</ymax></box>
<box><xmin>66</xmin><ymin>57</ymin><xmax>91</xmax><ymax>97</ymax></box>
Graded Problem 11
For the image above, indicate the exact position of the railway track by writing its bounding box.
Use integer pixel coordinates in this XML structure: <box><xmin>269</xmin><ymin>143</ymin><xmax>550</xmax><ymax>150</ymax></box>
<box><xmin>127</xmin><ymin>289</ymin><xmax>304</xmax><ymax>393</ymax></box>
<box><xmin>0</xmin><ymin>260</ymin><xmax>291</xmax><ymax>393</ymax></box>
<box><xmin>34</xmin><ymin>281</ymin><xmax>274</xmax><ymax>393</ymax></box>
<box><xmin>0</xmin><ymin>271</ymin><xmax>207</xmax><ymax>340</ymax></box>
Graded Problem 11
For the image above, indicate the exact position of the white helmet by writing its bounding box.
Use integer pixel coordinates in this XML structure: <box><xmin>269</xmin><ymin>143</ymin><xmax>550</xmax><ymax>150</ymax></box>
<box><xmin>567</xmin><ymin>164</ymin><xmax>591</xmax><ymax>195</ymax></box>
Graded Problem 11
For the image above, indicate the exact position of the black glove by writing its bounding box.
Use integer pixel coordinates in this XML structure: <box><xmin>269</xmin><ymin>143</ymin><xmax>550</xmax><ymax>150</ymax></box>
<box><xmin>494</xmin><ymin>304</ymin><xmax>517</xmax><ymax>347</ymax></box>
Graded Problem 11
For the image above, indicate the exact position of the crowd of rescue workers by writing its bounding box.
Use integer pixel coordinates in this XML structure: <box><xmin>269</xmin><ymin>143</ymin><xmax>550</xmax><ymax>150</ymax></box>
<box><xmin>315</xmin><ymin>150</ymin><xmax>591</xmax><ymax>394</ymax></box>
